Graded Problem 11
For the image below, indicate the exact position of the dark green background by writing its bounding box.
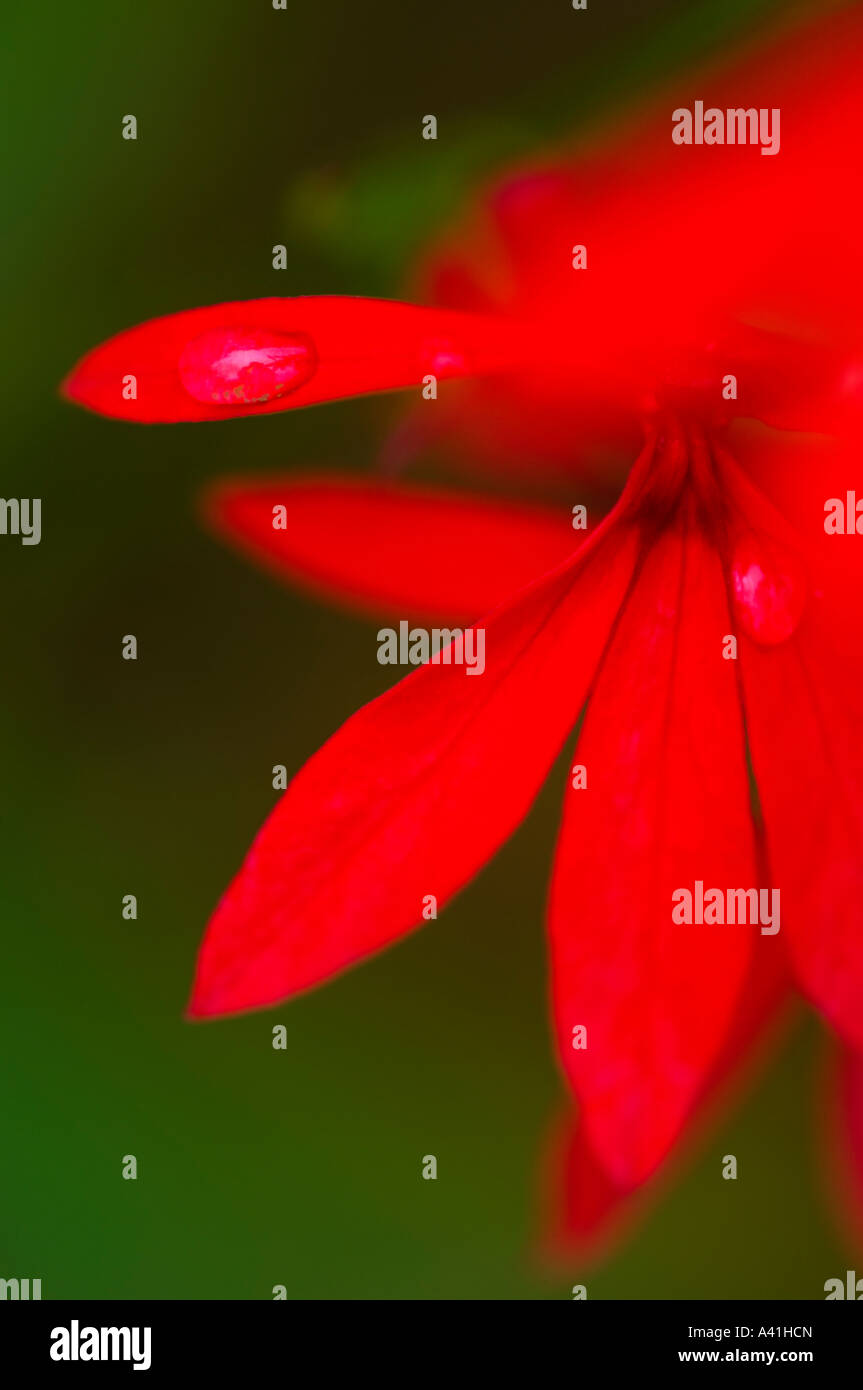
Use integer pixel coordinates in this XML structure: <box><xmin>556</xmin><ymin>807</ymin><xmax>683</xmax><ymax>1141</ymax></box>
<box><xmin>0</xmin><ymin>0</ymin><xmax>848</xmax><ymax>1298</ymax></box>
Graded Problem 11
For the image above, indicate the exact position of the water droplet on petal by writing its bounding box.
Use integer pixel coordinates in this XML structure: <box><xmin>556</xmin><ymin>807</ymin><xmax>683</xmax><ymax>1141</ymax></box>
<box><xmin>838</xmin><ymin>359</ymin><xmax>863</xmax><ymax>402</ymax></box>
<box><xmin>730</xmin><ymin>532</ymin><xmax>806</xmax><ymax>646</ymax></box>
<box><xmin>422</xmin><ymin>338</ymin><xmax>469</xmax><ymax>377</ymax></box>
<box><xmin>178</xmin><ymin>328</ymin><xmax>317</xmax><ymax>405</ymax></box>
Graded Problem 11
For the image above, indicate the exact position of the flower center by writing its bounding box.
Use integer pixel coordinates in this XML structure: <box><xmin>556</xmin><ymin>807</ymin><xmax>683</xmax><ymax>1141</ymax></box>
<box><xmin>624</xmin><ymin>417</ymin><xmax>807</xmax><ymax>648</ymax></box>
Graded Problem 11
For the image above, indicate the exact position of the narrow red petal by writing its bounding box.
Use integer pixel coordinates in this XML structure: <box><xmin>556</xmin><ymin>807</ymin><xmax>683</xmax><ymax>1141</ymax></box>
<box><xmin>188</xmin><ymin>515</ymin><xmax>640</xmax><ymax>1018</ymax></box>
<box><xmin>729</xmin><ymin>427</ymin><xmax>863</xmax><ymax>676</ymax></box>
<box><xmin>719</xmin><ymin>450</ymin><xmax>863</xmax><ymax>1052</ymax></box>
<box><xmin>204</xmin><ymin>473</ymin><xmax>577</xmax><ymax>621</ymax></box>
<box><xmin>62</xmin><ymin>297</ymin><xmax>533</xmax><ymax>423</ymax></box>
<box><xmin>549</xmin><ymin>518</ymin><xmax>760</xmax><ymax>1188</ymax></box>
<box><xmin>539</xmin><ymin>946</ymin><xmax>792</xmax><ymax>1259</ymax></box>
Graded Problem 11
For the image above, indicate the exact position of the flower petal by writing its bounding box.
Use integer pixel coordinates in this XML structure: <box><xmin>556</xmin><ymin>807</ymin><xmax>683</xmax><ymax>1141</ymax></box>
<box><xmin>540</xmin><ymin>943</ymin><xmax>792</xmax><ymax>1258</ymax></box>
<box><xmin>204</xmin><ymin>473</ymin><xmax>577</xmax><ymax>621</ymax></box>
<box><xmin>62</xmin><ymin>297</ymin><xmax>533</xmax><ymax>423</ymax></box>
<box><xmin>537</xmin><ymin>1114</ymin><xmax>636</xmax><ymax>1264</ymax></box>
<box><xmin>415</xmin><ymin>9</ymin><xmax>863</xmax><ymax>449</ymax></box>
<box><xmin>188</xmin><ymin>512</ymin><xmax>641</xmax><ymax>1017</ymax></box>
<box><xmin>729</xmin><ymin>426</ymin><xmax>863</xmax><ymax>667</ymax></box>
<box><xmin>720</xmin><ymin>450</ymin><xmax>863</xmax><ymax>1052</ymax></box>
<box><xmin>548</xmin><ymin>517</ymin><xmax>760</xmax><ymax>1187</ymax></box>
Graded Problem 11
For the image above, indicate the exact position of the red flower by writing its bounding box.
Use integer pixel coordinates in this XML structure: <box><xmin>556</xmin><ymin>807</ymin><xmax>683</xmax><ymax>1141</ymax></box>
<box><xmin>62</xmin><ymin>7</ymin><xmax>863</xmax><ymax>1254</ymax></box>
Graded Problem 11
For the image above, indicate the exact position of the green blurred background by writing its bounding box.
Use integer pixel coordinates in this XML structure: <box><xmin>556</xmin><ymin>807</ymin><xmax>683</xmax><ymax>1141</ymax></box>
<box><xmin>0</xmin><ymin>0</ymin><xmax>848</xmax><ymax>1298</ymax></box>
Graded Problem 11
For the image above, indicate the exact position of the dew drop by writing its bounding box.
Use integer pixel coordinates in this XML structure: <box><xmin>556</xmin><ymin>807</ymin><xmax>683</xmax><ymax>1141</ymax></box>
<box><xmin>730</xmin><ymin>532</ymin><xmax>806</xmax><ymax>646</ymax></box>
<box><xmin>422</xmin><ymin>338</ymin><xmax>469</xmax><ymax>377</ymax></box>
<box><xmin>178</xmin><ymin>328</ymin><xmax>317</xmax><ymax>406</ymax></box>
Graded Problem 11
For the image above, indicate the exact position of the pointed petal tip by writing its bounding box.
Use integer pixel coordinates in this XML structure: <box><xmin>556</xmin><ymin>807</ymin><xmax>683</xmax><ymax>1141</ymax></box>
<box><xmin>531</xmin><ymin>1212</ymin><xmax>628</xmax><ymax>1272</ymax></box>
<box><xmin>184</xmin><ymin>980</ymin><xmax>225</xmax><ymax>1022</ymax></box>
<box><xmin>59</xmin><ymin>363</ymin><xmax>89</xmax><ymax>409</ymax></box>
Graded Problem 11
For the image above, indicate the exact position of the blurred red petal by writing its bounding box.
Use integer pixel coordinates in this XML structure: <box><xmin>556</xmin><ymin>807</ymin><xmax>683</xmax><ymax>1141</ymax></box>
<box><xmin>413</xmin><ymin>372</ymin><xmax>641</xmax><ymax>490</ymax></box>
<box><xmin>465</xmin><ymin>8</ymin><xmax>863</xmax><ymax>328</ymax></box>
<box><xmin>549</xmin><ymin>518</ymin><xmax>759</xmax><ymax>1188</ymax></box>
<box><xmin>721</xmin><ymin>329</ymin><xmax>863</xmax><ymax>437</ymax></box>
<box><xmin>188</xmin><ymin>513</ymin><xmax>640</xmax><ymax>1017</ymax></box>
<box><xmin>537</xmin><ymin>1116</ymin><xmax>636</xmax><ymax>1264</ymax></box>
<box><xmin>824</xmin><ymin>1043</ymin><xmax>863</xmax><ymax>1250</ymax></box>
<box><xmin>721</xmin><ymin>450</ymin><xmax>863</xmax><ymax>1051</ymax></box>
<box><xmin>204</xmin><ymin>473</ymin><xmax>577</xmax><ymax>622</ymax></box>
<box><xmin>539</xmin><ymin>945</ymin><xmax>792</xmax><ymax>1261</ymax></box>
<box><xmin>729</xmin><ymin>427</ymin><xmax>863</xmax><ymax>675</ymax></box>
